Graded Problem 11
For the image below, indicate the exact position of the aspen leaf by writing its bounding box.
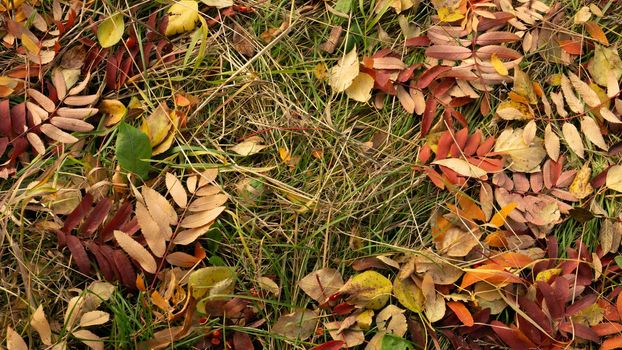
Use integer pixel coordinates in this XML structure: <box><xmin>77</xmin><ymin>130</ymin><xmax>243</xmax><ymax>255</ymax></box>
<box><xmin>100</xmin><ymin>99</ymin><xmax>127</xmax><ymax>127</ymax></box>
<box><xmin>97</xmin><ymin>13</ymin><xmax>124</xmax><ymax>48</ymax></box>
<box><xmin>588</xmin><ymin>45</ymin><xmax>622</xmax><ymax>87</ymax></box>
<box><xmin>562</xmin><ymin>122</ymin><xmax>585</xmax><ymax>159</ymax></box>
<box><xmin>569</xmin><ymin>163</ymin><xmax>593</xmax><ymax>200</ymax></box>
<box><xmin>328</xmin><ymin>48</ymin><xmax>359</xmax><ymax>92</ymax></box>
<box><xmin>494</xmin><ymin>128</ymin><xmax>546</xmax><ymax>172</ymax></box>
<box><xmin>340</xmin><ymin>271</ymin><xmax>392</xmax><ymax>310</ymax></box>
<box><xmin>606</xmin><ymin>165</ymin><xmax>622</xmax><ymax>192</ymax></box>
<box><xmin>432</xmin><ymin>158</ymin><xmax>487</xmax><ymax>178</ymax></box>
<box><xmin>299</xmin><ymin>268</ymin><xmax>344</xmax><ymax>303</ymax></box>
<box><xmin>544</xmin><ymin>124</ymin><xmax>560</xmax><ymax>160</ymax></box>
<box><xmin>376</xmin><ymin>305</ymin><xmax>407</xmax><ymax>337</ymax></box>
<box><xmin>580</xmin><ymin>117</ymin><xmax>608</xmax><ymax>150</ymax></box>
<box><xmin>165</xmin><ymin>1</ymin><xmax>199</xmax><ymax>36</ymax></box>
<box><xmin>393</xmin><ymin>276</ymin><xmax>424</xmax><ymax>313</ymax></box>
<box><xmin>345</xmin><ymin>72</ymin><xmax>374</xmax><ymax>102</ymax></box>
<box><xmin>113</xmin><ymin>230</ymin><xmax>157</xmax><ymax>274</ymax></box>
<box><xmin>573</xmin><ymin>6</ymin><xmax>591</xmax><ymax>24</ymax></box>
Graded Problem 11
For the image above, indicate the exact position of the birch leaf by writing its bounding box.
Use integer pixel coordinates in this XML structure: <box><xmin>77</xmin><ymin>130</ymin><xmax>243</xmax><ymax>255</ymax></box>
<box><xmin>494</xmin><ymin>128</ymin><xmax>546</xmax><ymax>172</ymax></box>
<box><xmin>328</xmin><ymin>48</ymin><xmax>359</xmax><ymax>92</ymax></box>
<box><xmin>562</xmin><ymin>122</ymin><xmax>585</xmax><ymax>159</ymax></box>
<box><xmin>97</xmin><ymin>13</ymin><xmax>124</xmax><ymax>48</ymax></box>
<box><xmin>165</xmin><ymin>0</ymin><xmax>199</xmax><ymax>36</ymax></box>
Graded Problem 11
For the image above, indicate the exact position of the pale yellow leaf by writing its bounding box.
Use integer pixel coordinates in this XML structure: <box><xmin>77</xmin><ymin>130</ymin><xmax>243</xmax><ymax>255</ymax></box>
<box><xmin>494</xmin><ymin>127</ymin><xmax>546</xmax><ymax>172</ymax></box>
<box><xmin>568</xmin><ymin>72</ymin><xmax>601</xmax><ymax>107</ymax></box>
<box><xmin>72</xmin><ymin>329</ymin><xmax>103</xmax><ymax>350</ymax></box>
<box><xmin>40</xmin><ymin>124</ymin><xmax>79</xmax><ymax>143</ymax></box>
<box><xmin>165</xmin><ymin>173</ymin><xmax>187</xmax><ymax>208</ymax></box>
<box><xmin>562</xmin><ymin>122</ymin><xmax>585</xmax><ymax>159</ymax></box>
<box><xmin>345</xmin><ymin>72</ymin><xmax>374</xmax><ymax>102</ymax></box>
<box><xmin>574</xmin><ymin>6</ymin><xmax>591</xmax><ymax>24</ymax></box>
<box><xmin>588</xmin><ymin>45</ymin><xmax>622</xmax><ymax>87</ymax></box>
<box><xmin>328</xmin><ymin>47</ymin><xmax>359</xmax><ymax>92</ymax></box>
<box><xmin>590</xmin><ymin>4</ymin><xmax>604</xmax><ymax>17</ymax></box>
<box><xmin>231</xmin><ymin>137</ymin><xmax>268</xmax><ymax>156</ymax></box>
<box><xmin>561</xmin><ymin>74</ymin><xmax>584</xmax><ymax>113</ymax></box>
<box><xmin>393</xmin><ymin>276</ymin><xmax>423</xmax><ymax>312</ymax></box>
<box><xmin>100</xmin><ymin>99</ymin><xmax>127</xmax><ymax>126</ymax></box>
<box><xmin>580</xmin><ymin>117</ymin><xmax>608</xmax><ymax>150</ymax></box>
<box><xmin>142</xmin><ymin>186</ymin><xmax>178</xmax><ymax>226</ymax></box>
<box><xmin>432</xmin><ymin>158</ymin><xmax>487</xmax><ymax>178</ymax></box>
<box><xmin>113</xmin><ymin>230</ymin><xmax>157</xmax><ymax>273</ymax></box>
<box><xmin>6</xmin><ymin>326</ymin><xmax>28</xmax><ymax>350</ymax></box>
<box><xmin>97</xmin><ymin>13</ymin><xmax>124</xmax><ymax>48</ymax></box>
<box><xmin>50</xmin><ymin>117</ymin><xmax>94</xmax><ymax>132</ymax></box>
<box><xmin>165</xmin><ymin>1</ymin><xmax>199</xmax><ymax>36</ymax></box>
<box><xmin>544</xmin><ymin>124</ymin><xmax>560</xmax><ymax>160</ymax></box>
<box><xmin>550</xmin><ymin>91</ymin><xmax>568</xmax><ymax>117</ymax></box>
<box><xmin>523</xmin><ymin>120</ymin><xmax>537</xmax><ymax>145</ymax></box>
<box><xmin>600</xmin><ymin>106</ymin><xmax>622</xmax><ymax>124</ymax></box>
<box><xmin>30</xmin><ymin>305</ymin><xmax>52</xmax><ymax>346</ymax></box>
<box><xmin>606</xmin><ymin>165</ymin><xmax>622</xmax><ymax>192</ymax></box>
<box><xmin>79</xmin><ymin>310</ymin><xmax>110</xmax><ymax>327</ymax></box>
<box><xmin>496</xmin><ymin>100</ymin><xmax>533</xmax><ymax>120</ymax></box>
<box><xmin>491</xmin><ymin>53</ymin><xmax>508</xmax><ymax>76</ymax></box>
<box><xmin>135</xmin><ymin>201</ymin><xmax>166</xmax><ymax>257</ymax></box>
<box><xmin>257</xmin><ymin>276</ymin><xmax>280</xmax><ymax>296</ymax></box>
<box><xmin>179</xmin><ymin>206</ymin><xmax>225</xmax><ymax>228</ymax></box>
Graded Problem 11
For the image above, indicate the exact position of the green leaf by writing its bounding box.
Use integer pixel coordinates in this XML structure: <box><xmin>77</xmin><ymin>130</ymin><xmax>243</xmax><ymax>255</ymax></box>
<box><xmin>615</xmin><ymin>256</ymin><xmax>622</xmax><ymax>269</ymax></box>
<box><xmin>97</xmin><ymin>13</ymin><xmax>124</xmax><ymax>48</ymax></box>
<box><xmin>381</xmin><ymin>334</ymin><xmax>414</xmax><ymax>350</ymax></box>
<box><xmin>115</xmin><ymin>122</ymin><xmax>152</xmax><ymax>179</ymax></box>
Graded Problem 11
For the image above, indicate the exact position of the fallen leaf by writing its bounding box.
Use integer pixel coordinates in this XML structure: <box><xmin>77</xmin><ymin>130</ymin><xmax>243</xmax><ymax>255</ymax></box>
<box><xmin>272</xmin><ymin>309</ymin><xmax>318</xmax><ymax>340</ymax></box>
<box><xmin>79</xmin><ymin>310</ymin><xmax>110</xmax><ymax>327</ymax></box>
<box><xmin>97</xmin><ymin>13</ymin><xmax>124</xmax><ymax>48</ymax></box>
<box><xmin>447</xmin><ymin>301</ymin><xmax>474</xmax><ymax>326</ymax></box>
<box><xmin>6</xmin><ymin>326</ymin><xmax>28</xmax><ymax>350</ymax></box>
<box><xmin>494</xmin><ymin>128</ymin><xmax>547</xmax><ymax>172</ymax></box>
<box><xmin>562</xmin><ymin>122</ymin><xmax>585</xmax><ymax>159</ymax></box>
<box><xmin>231</xmin><ymin>136</ymin><xmax>268</xmax><ymax>156</ymax></box>
<box><xmin>188</xmin><ymin>266</ymin><xmax>236</xmax><ymax>299</ymax></box>
<box><xmin>257</xmin><ymin>276</ymin><xmax>280</xmax><ymax>296</ymax></box>
<box><xmin>544</xmin><ymin>124</ymin><xmax>560</xmax><ymax>160</ymax></box>
<box><xmin>432</xmin><ymin>158</ymin><xmax>487</xmax><ymax>178</ymax></box>
<box><xmin>325</xmin><ymin>320</ymin><xmax>365</xmax><ymax>348</ymax></box>
<box><xmin>588</xmin><ymin>45</ymin><xmax>622</xmax><ymax>87</ymax></box>
<box><xmin>299</xmin><ymin>268</ymin><xmax>344</xmax><ymax>303</ymax></box>
<box><xmin>114</xmin><ymin>230</ymin><xmax>157</xmax><ymax>273</ymax></box>
<box><xmin>328</xmin><ymin>48</ymin><xmax>359</xmax><ymax>92</ymax></box>
<box><xmin>606</xmin><ymin>165</ymin><xmax>622</xmax><ymax>192</ymax></box>
<box><xmin>165</xmin><ymin>0</ymin><xmax>199</xmax><ymax>36</ymax></box>
<box><xmin>200</xmin><ymin>0</ymin><xmax>233</xmax><ymax>8</ymax></box>
<box><xmin>580</xmin><ymin>117</ymin><xmax>608</xmax><ymax>150</ymax></box>
<box><xmin>30</xmin><ymin>305</ymin><xmax>52</xmax><ymax>346</ymax></box>
<box><xmin>491</xmin><ymin>53</ymin><xmax>508</xmax><ymax>76</ymax></box>
<box><xmin>345</xmin><ymin>73</ymin><xmax>374</xmax><ymax>102</ymax></box>
<box><xmin>393</xmin><ymin>276</ymin><xmax>424</xmax><ymax>313</ymax></box>
<box><xmin>72</xmin><ymin>329</ymin><xmax>104</xmax><ymax>350</ymax></box>
<box><xmin>340</xmin><ymin>271</ymin><xmax>392</xmax><ymax>310</ymax></box>
<box><xmin>574</xmin><ymin>6</ymin><xmax>591</xmax><ymax>24</ymax></box>
<box><xmin>376</xmin><ymin>305</ymin><xmax>407</xmax><ymax>337</ymax></box>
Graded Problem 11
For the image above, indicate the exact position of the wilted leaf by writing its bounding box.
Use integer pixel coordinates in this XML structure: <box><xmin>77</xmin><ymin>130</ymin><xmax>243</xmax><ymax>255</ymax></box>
<box><xmin>257</xmin><ymin>276</ymin><xmax>280</xmax><ymax>296</ymax></box>
<box><xmin>6</xmin><ymin>326</ymin><xmax>28</xmax><ymax>350</ymax></box>
<box><xmin>188</xmin><ymin>266</ymin><xmax>236</xmax><ymax>299</ymax></box>
<box><xmin>165</xmin><ymin>0</ymin><xmax>199</xmax><ymax>36</ymax></box>
<box><xmin>346</xmin><ymin>72</ymin><xmax>374</xmax><ymax>102</ymax></box>
<box><xmin>97</xmin><ymin>13</ymin><xmax>124</xmax><ymax>48</ymax></box>
<box><xmin>376</xmin><ymin>305</ymin><xmax>407</xmax><ymax>337</ymax></box>
<box><xmin>299</xmin><ymin>268</ymin><xmax>344</xmax><ymax>303</ymax></box>
<box><xmin>393</xmin><ymin>276</ymin><xmax>424</xmax><ymax>313</ymax></box>
<box><xmin>606</xmin><ymin>165</ymin><xmax>622</xmax><ymax>192</ymax></box>
<box><xmin>328</xmin><ymin>48</ymin><xmax>359</xmax><ymax>92</ymax></box>
<box><xmin>272</xmin><ymin>309</ymin><xmax>318</xmax><ymax>340</ymax></box>
<box><xmin>340</xmin><ymin>271</ymin><xmax>392</xmax><ymax>310</ymax></box>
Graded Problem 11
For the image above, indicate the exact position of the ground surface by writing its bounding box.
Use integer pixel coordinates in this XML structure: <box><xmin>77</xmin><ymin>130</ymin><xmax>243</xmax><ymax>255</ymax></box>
<box><xmin>2</xmin><ymin>0</ymin><xmax>622</xmax><ymax>349</ymax></box>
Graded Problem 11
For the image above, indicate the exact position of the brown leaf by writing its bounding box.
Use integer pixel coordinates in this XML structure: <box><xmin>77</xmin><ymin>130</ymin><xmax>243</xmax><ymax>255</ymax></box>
<box><xmin>113</xmin><ymin>230</ymin><xmax>157</xmax><ymax>274</ymax></box>
<box><xmin>561</xmin><ymin>74</ymin><xmax>584</xmax><ymax>113</ymax></box>
<box><xmin>6</xmin><ymin>326</ymin><xmax>28</xmax><ymax>350</ymax></box>
<box><xmin>135</xmin><ymin>201</ymin><xmax>166</xmax><ymax>257</ymax></box>
<box><xmin>143</xmin><ymin>186</ymin><xmax>178</xmax><ymax>226</ymax></box>
<box><xmin>544</xmin><ymin>124</ymin><xmax>560</xmax><ymax>160</ymax></box>
<box><xmin>166</xmin><ymin>251</ymin><xmax>200</xmax><ymax>267</ymax></box>
<box><xmin>56</xmin><ymin>107</ymin><xmax>99</xmax><ymax>119</ymax></box>
<box><xmin>232</xmin><ymin>24</ymin><xmax>255</xmax><ymax>57</ymax></box>
<box><xmin>299</xmin><ymin>268</ymin><xmax>344</xmax><ymax>303</ymax></box>
<box><xmin>320</xmin><ymin>26</ymin><xmax>343</xmax><ymax>54</ymax></box>
<box><xmin>179</xmin><ymin>206</ymin><xmax>225</xmax><ymax>228</ymax></box>
<box><xmin>188</xmin><ymin>193</ymin><xmax>228</xmax><ymax>212</ymax></box>
<box><xmin>165</xmin><ymin>173</ymin><xmax>188</xmax><ymax>208</ymax></box>
<box><xmin>30</xmin><ymin>305</ymin><xmax>52</xmax><ymax>346</ymax></box>
<box><xmin>562</xmin><ymin>122</ymin><xmax>585</xmax><ymax>159</ymax></box>
<box><xmin>569</xmin><ymin>72</ymin><xmax>601</xmax><ymax>108</ymax></box>
<box><xmin>173</xmin><ymin>224</ymin><xmax>212</xmax><ymax>245</ymax></box>
<box><xmin>272</xmin><ymin>309</ymin><xmax>318</xmax><ymax>340</ymax></box>
<box><xmin>27</xmin><ymin>132</ymin><xmax>46</xmax><ymax>154</ymax></box>
<box><xmin>50</xmin><ymin>117</ymin><xmax>94</xmax><ymax>132</ymax></box>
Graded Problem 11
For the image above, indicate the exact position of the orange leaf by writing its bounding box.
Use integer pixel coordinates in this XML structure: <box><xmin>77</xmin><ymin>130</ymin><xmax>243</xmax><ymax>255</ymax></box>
<box><xmin>559</xmin><ymin>40</ymin><xmax>583</xmax><ymax>55</ymax></box>
<box><xmin>447</xmin><ymin>301</ymin><xmax>474</xmax><ymax>326</ymax></box>
<box><xmin>602</xmin><ymin>335</ymin><xmax>622</xmax><ymax>350</ymax></box>
<box><xmin>460</xmin><ymin>264</ymin><xmax>522</xmax><ymax>289</ymax></box>
<box><xmin>508</xmin><ymin>91</ymin><xmax>531</xmax><ymax>105</ymax></box>
<box><xmin>457</xmin><ymin>193</ymin><xmax>486</xmax><ymax>222</ymax></box>
<box><xmin>484</xmin><ymin>231</ymin><xmax>508</xmax><ymax>248</ymax></box>
<box><xmin>432</xmin><ymin>215</ymin><xmax>453</xmax><ymax>242</ymax></box>
<box><xmin>489</xmin><ymin>202</ymin><xmax>518</xmax><ymax>228</ymax></box>
<box><xmin>585</xmin><ymin>21</ymin><xmax>609</xmax><ymax>46</ymax></box>
<box><xmin>491</xmin><ymin>252</ymin><xmax>533</xmax><ymax>268</ymax></box>
<box><xmin>616</xmin><ymin>292</ymin><xmax>622</xmax><ymax>321</ymax></box>
<box><xmin>136</xmin><ymin>275</ymin><xmax>147</xmax><ymax>292</ymax></box>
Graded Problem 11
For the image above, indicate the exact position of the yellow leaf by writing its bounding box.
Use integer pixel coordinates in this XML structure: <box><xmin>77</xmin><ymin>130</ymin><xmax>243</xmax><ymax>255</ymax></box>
<box><xmin>490</xmin><ymin>53</ymin><xmax>508</xmax><ymax>76</ymax></box>
<box><xmin>100</xmin><ymin>99</ymin><xmax>127</xmax><ymax>127</ymax></box>
<box><xmin>535</xmin><ymin>268</ymin><xmax>561</xmax><ymax>282</ymax></box>
<box><xmin>340</xmin><ymin>271</ymin><xmax>392</xmax><ymax>310</ymax></box>
<box><xmin>438</xmin><ymin>7</ymin><xmax>465</xmax><ymax>22</ymax></box>
<box><xmin>489</xmin><ymin>202</ymin><xmax>517</xmax><ymax>228</ymax></box>
<box><xmin>393</xmin><ymin>276</ymin><xmax>424</xmax><ymax>312</ymax></box>
<box><xmin>345</xmin><ymin>72</ymin><xmax>374</xmax><ymax>102</ymax></box>
<box><xmin>606</xmin><ymin>165</ymin><xmax>622</xmax><ymax>192</ymax></box>
<box><xmin>97</xmin><ymin>12</ymin><xmax>124</xmax><ymax>48</ymax></box>
<box><xmin>569</xmin><ymin>164</ymin><xmax>594</xmax><ymax>200</ymax></box>
<box><xmin>21</xmin><ymin>33</ymin><xmax>40</xmax><ymax>55</ymax></box>
<box><xmin>496</xmin><ymin>100</ymin><xmax>534</xmax><ymax>120</ymax></box>
<box><xmin>188</xmin><ymin>266</ymin><xmax>236</xmax><ymax>299</ymax></box>
<box><xmin>165</xmin><ymin>0</ymin><xmax>199</xmax><ymax>36</ymax></box>
<box><xmin>356</xmin><ymin>310</ymin><xmax>374</xmax><ymax>330</ymax></box>
<box><xmin>328</xmin><ymin>47</ymin><xmax>359</xmax><ymax>92</ymax></box>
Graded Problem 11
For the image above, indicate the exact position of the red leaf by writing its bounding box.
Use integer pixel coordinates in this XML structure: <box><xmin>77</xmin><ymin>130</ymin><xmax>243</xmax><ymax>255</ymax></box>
<box><xmin>425</xmin><ymin>45</ymin><xmax>472</xmax><ymax>61</ymax></box>
<box><xmin>418</xmin><ymin>144</ymin><xmax>432</xmax><ymax>163</ymax></box>
<box><xmin>100</xmin><ymin>200</ymin><xmax>133</xmax><ymax>242</ymax></box>
<box><xmin>405</xmin><ymin>36</ymin><xmax>431</xmax><ymax>47</ymax></box>
<box><xmin>424</xmin><ymin>168</ymin><xmax>446</xmax><ymax>189</ymax></box>
<box><xmin>476</xmin><ymin>136</ymin><xmax>495</xmax><ymax>156</ymax></box>
<box><xmin>602</xmin><ymin>335</ymin><xmax>622</xmax><ymax>350</ymax></box>
<box><xmin>86</xmin><ymin>242</ymin><xmax>117</xmax><ymax>282</ymax></box>
<box><xmin>416</xmin><ymin>65</ymin><xmax>452</xmax><ymax>89</ymax></box>
<box><xmin>449</xmin><ymin>96</ymin><xmax>474</xmax><ymax>108</ymax></box>
<box><xmin>593</xmin><ymin>322</ymin><xmax>622</xmax><ymax>336</ymax></box>
<box><xmin>333</xmin><ymin>302</ymin><xmax>355</xmax><ymax>315</ymax></box>
<box><xmin>536</xmin><ymin>281</ymin><xmax>563</xmax><ymax>320</ymax></box>
<box><xmin>447</xmin><ymin>301</ymin><xmax>474</xmax><ymax>326</ymax></box>
<box><xmin>233</xmin><ymin>332</ymin><xmax>254</xmax><ymax>350</ymax></box>
<box><xmin>436</xmin><ymin>131</ymin><xmax>453</xmax><ymax>160</ymax></box>
<box><xmin>490</xmin><ymin>321</ymin><xmax>537</xmax><ymax>349</ymax></box>
<box><xmin>0</xmin><ymin>100</ymin><xmax>12</xmax><ymax>136</ymax></box>
<box><xmin>66</xmin><ymin>235</ymin><xmax>90</xmax><ymax>274</ymax></box>
<box><xmin>10</xmin><ymin>103</ymin><xmax>26</xmax><ymax>136</ymax></box>
<box><xmin>311</xmin><ymin>340</ymin><xmax>345</xmax><ymax>350</ymax></box>
<box><xmin>559</xmin><ymin>321</ymin><xmax>598</xmax><ymax>341</ymax></box>
<box><xmin>592</xmin><ymin>166</ymin><xmax>611</xmax><ymax>188</ymax></box>
<box><xmin>421</xmin><ymin>98</ymin><xmax>437</xmax><ymax>136</ymax></box>
<box><xmin>79</xmin><ymin>198</ymin><xmax>113</xmax><ymax>236</ymax></box>
<box><xmin>62</xmin><ymin>193</ymin><xmax>94</xmax><ymax>234</ymax></box>
<box><xmin>559</xmin><ymin>40</ymin><xmax>583</xmax><ymax>55</ymax></box>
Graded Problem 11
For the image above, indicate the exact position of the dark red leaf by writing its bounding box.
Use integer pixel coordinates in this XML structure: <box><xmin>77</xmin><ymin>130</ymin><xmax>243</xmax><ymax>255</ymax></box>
<box><xmin>537</xmin><ymin>281</ymin><xmax>563</xmax><ymax>320</ymax></box>
<box><xmin>233</xmin><ymin>332</ymin><xmax>254</xmax><ymax>350</ymax></box>
<box><xmin>311</xmin><ymin>340</ymin><xmax>345</xmax><ymax>350</ymax></box>
<box><xmin>566</xmin><ymin>294</ymin><xmax>597</xmax><ymax>316</ymax></box>
<box><xmin>490</xmin><ymin>320</ymin><xmax>537</xmax><ymax>349</ymax></box>
<box><xmin>559</xmin><ymin>321</ymin><xmax>598</xmax><ymax>341</ymax></box>
<box><xmin>79</xmin><ymin>198</ymin><xmax>113</xmax><ymax>236</ymax></box>
<box><xmin>449</xmin><ymin>96</ymin><xmax>474</xmax><ymax>108</ymax></box>
<box><xmin>87</xmin><ymin>242</ymin><xmax>116</xmax><ymax>282</ymax></box>
<box><xmin>591</xmin><ymin>166</ymin><xmax>611</xmax><ymax>188</ymax></box>
<box><xmin>421</xmin><ymin>98</ymin><xmax>437</xmax><ymax>136</ymax></box>
<box><xmin>112</xmin><ymin>249</ymin><xmax>136</xmax><ymax>288</ymax></box>
<box><xmin>10</xmin><ymin>103</ymin><xmax>26</xmax><ymax>136</ymax></box>
<box><xmin>100</xmin><ymin>200</ymin><xmax>133</xmax><ymax>242</ymax></box>
<box><xmin>405</xmin><ymin>36</ymin><xmax>431</xmax><ymax>47</ymax></box>
<box><xmin>62</xmin><ymin>193</ymin><xmax>94</xmax><ymax>234</ymax></box>
<box><xmin>0</xmin><ymin>100</ymin><xmax>12</xmax><ymax>136</ymax></box>
<box><xmin>224</xmin><ymin>298</ymin><xmax>248</xmax><ymax>318</ymax></box>
<box><xmin>66</xmin><ymin>235</ymin><xmax>90</xmax><ymax>274</ymax></box>
<box><xmin>0</xmin><ymin>137</ymin><xmax>8</xmax><ymax>158</ymax></box>
<box><xmin>333</xmin><ymin>302</ymin><xmax>355</xmax><ymax>315</ymax></box>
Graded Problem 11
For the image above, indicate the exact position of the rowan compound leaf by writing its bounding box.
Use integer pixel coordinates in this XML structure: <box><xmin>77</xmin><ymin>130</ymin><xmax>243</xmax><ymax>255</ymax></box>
<box><xmin>113</xmin><ymin>230</ymin><xmax>157</xmax><ymax>274</ymax></box>
<box><xmin>606</xmin><ymin>165</ymin><xmax>622</xmax><ymax>192</ymax></box>
<box><xmin>345</xmin><ymin>72</ymin><xmax>374</xmax><ymax>102</ymax></box>
<box><xmin>179</xmin><ymin>206</ymin><xmax>225</xmax><ymax>228</ymax></box>
<box><xmin>569</xmin><ymin>72</ymin><xmax>601</xmax><ymax>108</ymax></box>
<box><xmin>299</xmin><ymin>268</ymin><xmax>344</xmax><ymax>303</ymax></box>
<box><xmin>432</xmin><ymin>158</ymin><xmax>487</xmax><ymax>178</ymax></box>
<box><xmin>562</xmin><ymin>122</ymin><xmax>585</xmax><ymax>159</ymax></box>
<box><xmin>165</xmin><ymin>173</ymin><xmax>188</xmax><ymax>208</ymax></box>
<box><xmin>580</xmin><ymin>117</ymin><xmax>608</xmax><ymax>150</ymax></box>
<box><xmin>544</xmin><ymin>124</ymin><xmax>560</xmax><ymax>160</ymax></box>
<box><xmin>340</xmin><ymin>271</ymin><xmax>392</xmax><ymax>310</ymax></box>
<box><xmin>142</xmin><ymin>186</ymin><xmax>178</xmax><ymax>226</ymax></box>
<box><xmin>588</xmin><ymin>45</ymin><xmax>622</xmax><ymax>87</ymax></box>
<box><xmin>523</xmin><ymin>120</ymin><xmax>537</xmax><ymax>145</ymax></box>
<box><xmin>79</xmin><ymin>310</ymin><xmax>110</xmax><ymax>327</ymax></box>
<box><xmin>115</xmin><ymin>122</ymin><xmax>152</xmax><ymax>179</ymax></box>
<box><xmin>328</xmin><ymin>48</ymin><xmax>359</xmax><ymax>92</ymax></box>
<box><xmin>393</xmin><ymin>276</ymin><xmax>424</xmax><ymax>313</ymax></box>
<box><xmin>272</xmin><ymin>309</ymin><xmax>318</xmax><ymax>340</ymax></box>
<box><xmin>135</xmin><ymin>201</ymin><xmax>166</xmax><ymax>257</ymax></box>
<box><xmin>6</xmin><ymin>326</ymin><xmax>27</xmax><ymax>350</ymax></box>
<box><xmin>165</xmin><ymin>0</ymin><xmax>199</xmax><ymax>36</ymax></box>
<box><xmin>30</xmin><ymin>305</ymin><xmax>52</xmax><ymax>345</ymax></box>
<box><xmin>72</xmin><ymin>329</ymin><xmax>104</xmax><ymax>350</ymax></box>
<box><xmin>97</xmin><ymin>13</ymin><xmax>124</xmax><ymax>48</ymax></box>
